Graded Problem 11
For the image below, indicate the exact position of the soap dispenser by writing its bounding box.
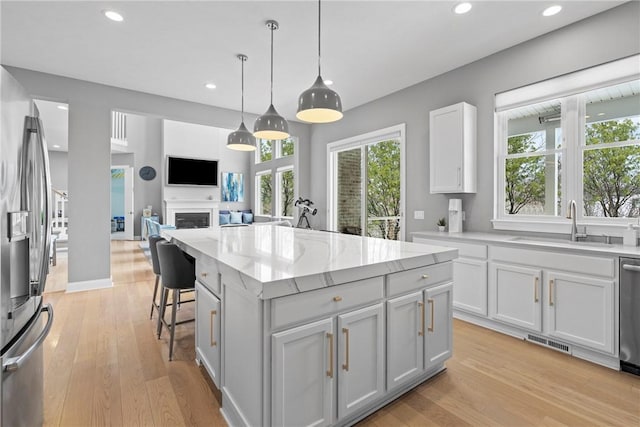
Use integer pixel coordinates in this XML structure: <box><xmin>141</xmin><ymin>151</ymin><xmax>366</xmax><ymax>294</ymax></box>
<box><xmin>623</xmin><ymin>224</ymin><xmax>638</xmax><ymax>247</ymax></box>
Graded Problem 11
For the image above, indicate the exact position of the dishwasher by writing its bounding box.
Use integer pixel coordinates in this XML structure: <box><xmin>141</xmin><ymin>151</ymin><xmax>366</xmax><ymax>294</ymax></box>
<box><xmin>620</xmin><ymin>257</ymin><xmax>640</xmax><ymax>375</ymax></box>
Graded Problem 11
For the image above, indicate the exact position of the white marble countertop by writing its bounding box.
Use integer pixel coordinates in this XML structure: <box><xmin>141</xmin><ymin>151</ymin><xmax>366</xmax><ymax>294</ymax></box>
<box><xmin>411</xmin><ymin>230</ymin><xmax>640</xmax><ymax>257</ymax></box>
<box><xmin>163</xmin><ymin>226</ymin><xmax>458</xmax><ymax>299</ymax></box>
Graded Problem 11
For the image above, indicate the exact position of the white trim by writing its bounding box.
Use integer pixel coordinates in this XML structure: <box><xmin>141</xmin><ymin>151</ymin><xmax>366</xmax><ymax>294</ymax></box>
<box><xmin>326</xmin><ymin>124</ymin><xmax>406</xmax><ymax>241</ymax></box>
<box><xmin>496</xmin><ymin>55</ymin><xmax>640</xmax><ymax>111</ymax></box>
<box><xmin>66</xmin><ymin>277</ymin><xmax>113</xmax><ymax>293</ymax></box>
<box><xmin>492</xmin><ymin>219</ymin><xmax>633</xmax><ymax>237</ymax></box>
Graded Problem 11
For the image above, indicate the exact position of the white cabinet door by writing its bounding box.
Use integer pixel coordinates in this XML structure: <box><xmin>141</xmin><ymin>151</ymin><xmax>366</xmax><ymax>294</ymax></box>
<box><xmin>195</xmin><ymin>281</ymin><xmax>221</xmax><ymax>387</ymax></box>
<box><xmin>387</xmin><ymin>291</ymin><xmax>424</xmax><ymax>389</ymax></box>
<box><xmin>337</xmin><ymin>304</ymin><xmax>384</xmax><ymax>419</ymax></box>
<box><xmin>545</xmin><ymin>271</ymin><xmax>614</xmax><ymax>354</ymax></box>
<box><xmin>429</xmin><ymin>102</ymin><xmax>476</xmax><ymax>193</ymax></box>
<box><xmin>272</xmin><ymin>318</ymin><xmax>334</xmax><ymax>427</ymax></box>
<box><xmin>424</xmin><ymin>282</ymin><xmax>453</xmax><ymax>370</ymax></box>
<box><xmin>489</xmin><ymin>262</ymin><xmax>542</xmax><ymax>332</ymax></box>
<box><xmin>453</xmin><ymin>258</ymin><xmax>488</xmax><ymax>316</ymax></box>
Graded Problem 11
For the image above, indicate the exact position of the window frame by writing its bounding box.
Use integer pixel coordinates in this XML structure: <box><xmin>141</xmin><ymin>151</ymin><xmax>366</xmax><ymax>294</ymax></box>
<box><xmin>493</xmin><ymin>56</ymin><xmax>640</xmax><ymax>236</ymax></box>
<box><xmin>253</xmin><ymin>137</ymin><xmax>298</xmax><ymax>221</ymax></box>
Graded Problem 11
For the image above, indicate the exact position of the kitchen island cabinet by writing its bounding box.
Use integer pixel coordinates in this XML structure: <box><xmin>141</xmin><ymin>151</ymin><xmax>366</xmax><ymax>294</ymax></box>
<box><xmin>164</xmin><ymin>226</ymin><xmax>457</xmax><ymax>427</ymax></box>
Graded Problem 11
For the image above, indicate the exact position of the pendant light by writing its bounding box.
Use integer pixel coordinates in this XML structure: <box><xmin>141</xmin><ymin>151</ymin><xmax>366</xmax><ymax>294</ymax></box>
<box><xmin>227</xmin><ymin>54</ymin><xmax>257</xmax><ymax>151</ymax></box>
<box><xmin>296</xmin><ymin>0</ymin><xmax>343</xmax><ymax>123</ymax></box>
<box><xmin>254</xmin><ymin>20</ymin><xmax>289</xmax><ymax>140</ymax></box>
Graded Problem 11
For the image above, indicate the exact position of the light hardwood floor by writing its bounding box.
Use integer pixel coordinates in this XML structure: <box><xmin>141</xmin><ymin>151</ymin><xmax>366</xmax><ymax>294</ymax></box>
<box><xmin>43</xmin><ymin>240</ymin><xmax>639</xmax><ymax>427</ymax></box>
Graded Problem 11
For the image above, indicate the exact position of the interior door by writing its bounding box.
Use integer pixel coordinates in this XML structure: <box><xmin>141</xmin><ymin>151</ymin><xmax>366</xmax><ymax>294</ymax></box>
<box><xmin>123</xmin><ymin>166</ymin><xmax>134</xmax><ymax>240</ymax></box>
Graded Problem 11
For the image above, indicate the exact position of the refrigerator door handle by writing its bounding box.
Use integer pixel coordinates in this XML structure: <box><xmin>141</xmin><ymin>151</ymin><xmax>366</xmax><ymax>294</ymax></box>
<box><xmin>3</xmin><ymin>304</ymin><xmax>53</xmax><ymax>372</ymax></box>
<box><xmin>30</xmin><ymin>117</ymin><xmax>52</xmax><ymax>296</ymax></box>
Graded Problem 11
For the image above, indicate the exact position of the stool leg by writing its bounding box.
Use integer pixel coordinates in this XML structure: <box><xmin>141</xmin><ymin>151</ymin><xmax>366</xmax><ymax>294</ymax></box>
<box><xmin>157</xmin><ymin>287</ymin><xmax>168</xmax><ymax>338</ymax></box>
<box><xmin>169</xmin><ymin>289</ymin><xmax>178</xmax><ymax>361</ymax></box>
<box><xmin>150</xmin><ymin>275</ymin><xmax>159</xmax><ymax>320</ymax></box>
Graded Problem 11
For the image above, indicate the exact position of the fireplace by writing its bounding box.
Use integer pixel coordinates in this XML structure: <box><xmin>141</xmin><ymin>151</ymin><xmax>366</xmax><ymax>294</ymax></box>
<box><xmin>175</xmin><ymin>212</ymin><xmax>210</xmax><ymax>229</ymax></box>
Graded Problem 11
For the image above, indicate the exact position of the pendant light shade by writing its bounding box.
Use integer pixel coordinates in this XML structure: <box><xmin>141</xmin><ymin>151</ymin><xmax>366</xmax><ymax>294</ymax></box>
<box><xmin>228</xmin><ymin>54</ymin><xmax>257</xmax><ymax>151</ymax></box>
<box><xmin>254</xmin><ymin>20</ymin><xmax>289</xmax><ymax>140</ymax></box>
<box><xmin>296</xmin><ymin>0</ymin><xmax>343</xmax><ymax>123</ymax></box>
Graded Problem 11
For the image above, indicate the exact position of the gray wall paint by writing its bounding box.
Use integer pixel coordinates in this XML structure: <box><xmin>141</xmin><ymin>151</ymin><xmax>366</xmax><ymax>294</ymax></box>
<box><xmin>309</xmin><ymin>2</ymin><xmax>640</xmax><ymax>235</ymax></box>
<box><xmin>4</xmin><ymin>66</ymin><xmax>310</xmax><ymax>284</ymax></box>
<box><xmin>48</xmin><ymin>150</ymin><xmax>68</xmax><ymax>191</ymax></box>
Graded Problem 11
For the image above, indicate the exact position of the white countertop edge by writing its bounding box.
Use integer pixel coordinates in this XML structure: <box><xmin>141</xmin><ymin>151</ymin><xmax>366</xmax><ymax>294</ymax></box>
<box><xmin>411</xmin><ymin>230</ymin><xmax>640</xmax><ymax>258</ymax></box>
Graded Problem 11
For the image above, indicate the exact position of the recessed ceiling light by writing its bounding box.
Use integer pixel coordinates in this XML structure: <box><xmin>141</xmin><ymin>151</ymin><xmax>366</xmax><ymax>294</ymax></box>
<box><xmin>542</xmin><ymin>5</ymin><xmax>562</xmax><ymax>17</ymax></box>
<box><xmin>103</xmin><ymin>10</ymin><xmax>124</xmax><ymax>22</ymax></box>
<box><xmin>57</xmin><ymin>105</ymin><xmax>68</xmax><ymax>111</ymax></box>
<box><xmin>585</xmin><ymin>115</ymin><xmax>591</xmax><ymax>119</ymax></box>
<box><xmin>205</xmin><ymin>83</ymin><xmax>217</xmax><ymax>90</ymax></box>
<box><xmin>324</xmin><ymin>79</ymin><xmax>334</xmax><ymax>86</ymax></box>
<box><xmin>53</xmin><ymin>145</ymin><xmax>61</xmax><ymax>148</ymax></box>
<box><xmin>454</xmin><ymin>2</ymin><xmax>472</xmax><ymax>14</ymax></box>
<box><xmin>597</xmin><ymin>112</ymin><xmax>606</xmax><ymax>116</ymax></box>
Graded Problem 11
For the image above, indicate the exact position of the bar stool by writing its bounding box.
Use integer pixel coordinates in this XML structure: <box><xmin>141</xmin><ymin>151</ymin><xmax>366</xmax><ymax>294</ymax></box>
<box><xmin>148</xmin><ymin>235</ymin><xmax>165</xmax><ymax>320</ymax></box>
<box><xmin>156</xmin><ymin>242</ymin><xmax>196</xmax><ymax>361</ymax></box>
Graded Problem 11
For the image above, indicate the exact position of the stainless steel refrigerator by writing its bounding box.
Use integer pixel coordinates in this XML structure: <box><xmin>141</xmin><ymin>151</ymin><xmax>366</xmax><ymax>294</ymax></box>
<box><xmin>1</xmin><ymin>66</ymin><xmax>54</xmax><ymax>426</ymax></box>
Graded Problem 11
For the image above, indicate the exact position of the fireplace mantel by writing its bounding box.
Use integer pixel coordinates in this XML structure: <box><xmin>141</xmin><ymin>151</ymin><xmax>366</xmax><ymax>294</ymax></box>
<box><xmin>164</xmin><ymin>199</ymin><xmax>218</xmax><ymax>227</ymax></box>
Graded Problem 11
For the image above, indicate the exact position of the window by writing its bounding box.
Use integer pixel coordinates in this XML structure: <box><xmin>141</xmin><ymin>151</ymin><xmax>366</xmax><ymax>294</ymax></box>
<box><xmin>254</xmin><ymin>137</ymin><xmax>297</xmax><ymax>219</ymax></box>
<box><xmin>276</xmin><ymin>166</ymin><xmax>294</xmax><ymax>218</ymax></box>
<box><xmin>255</xmin><ymin>171</ymin><xmax>272</xmax><ymax>217</ymax></box>
<box><xmin>328</xmin><ymin>124</ymin><xmax>406</xmax><ymax>240</ymax></box>
<box><xmin>495</xmin><ymin>56</ymin><xmax>639</xmax><ymax>234</ymax></box>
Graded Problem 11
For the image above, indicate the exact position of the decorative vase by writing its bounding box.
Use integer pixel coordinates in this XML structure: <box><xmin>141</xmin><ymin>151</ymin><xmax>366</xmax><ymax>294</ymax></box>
<box><xmin>438</xmin><ymin>226</ymin><xmax>445</xmax><ymax>232</ymax></box>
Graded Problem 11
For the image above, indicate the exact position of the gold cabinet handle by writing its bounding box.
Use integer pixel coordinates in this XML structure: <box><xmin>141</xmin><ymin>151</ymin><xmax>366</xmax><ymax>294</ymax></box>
<box><xmin>326</xmin><ymin>332</ymin><xmax>334</xmax><ymax>378</ymax></box>
<box><xmin>534</xmin><ymin>277</ymin><xmax>539</xmax><ymax>303</ymax></box>
<box><xmin>421</xmin><ymin>274</ymin><xmax>429</xmax><ymax>280</ymax></box>
<box><xmin>428</xmin><ymin>298</ymin><xmax>434</xmax><ymax>332</ymax></box>
<box><xmin>333</xmin><ymin>296</ymin><xmax>342</xmax><ymax>302</ymax></box>
<box><xmin>342</xmin><ymin>328</ymin><xmax>350</xmax><ymax>371</ymax></box>
<box><xmin>549</xmin><ymin>279</ymin><xmax>554</xmax><ymax>306</ymax></box>
<box><xmin>210</xmin><ymin>310</ymin><xmax>217</xmax><ymax>347</ymax></box>
<box><xmin>418</xmin><ymin>301</ymin><xmax>425</xmax><ymax>336</ymax></box>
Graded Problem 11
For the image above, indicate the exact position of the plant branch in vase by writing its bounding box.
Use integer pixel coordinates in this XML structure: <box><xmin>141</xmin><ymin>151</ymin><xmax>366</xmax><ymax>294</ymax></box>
<box><xmin>437</xmin><ymin>217</ymin><xmax>446</xmax><ymax>232</ymax></box>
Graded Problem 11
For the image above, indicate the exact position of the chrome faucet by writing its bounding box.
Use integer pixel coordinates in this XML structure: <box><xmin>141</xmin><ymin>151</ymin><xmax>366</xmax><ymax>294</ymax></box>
<box><xmin>566</xmin><ymin>200</ymin><xmax>587</xmax><ymax>242</ymax></box>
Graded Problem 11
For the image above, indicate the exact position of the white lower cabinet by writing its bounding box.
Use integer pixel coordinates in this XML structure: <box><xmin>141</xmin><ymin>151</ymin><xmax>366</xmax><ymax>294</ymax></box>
<box><xmin>545</xmin><ymin>271</ymin><xmax>614</xmax><ymax>354</ymax></box>
<box><xmin>452</xmin><ymin>258</ymin><xmax>487</xmax><ymax>315</ymax></box>
<box><xmin>489</xmin><ymin>262</ymin><xmax>542</xmax><ymax>332</ymax></box>
<box><xmin>387</xmin><ymin>292</ymin><xmax>424</xmax><ymax>390</ymax></box>
<box><xmin>272</xmin><ymin>318</ymin><xmax>334</xmax><ymax>427</ymax></box>
<box><xmin>387</xmin><ymin>283</ymin><xmax>453</xmax><ymax>390</ymax></box>
<box><xmin>425</xmin><ymin>283</ymin><xmax>453</xmax><ymax>370</ymax></box>
<box><xmin>195</xmin><ymin>281</ymin><xmax>221</xmax><ymax>387</ymax></box>
<box><xmin>272</xmin><ymin>303</ymin><xmax>385</xmax><ymax>427</ymax></box>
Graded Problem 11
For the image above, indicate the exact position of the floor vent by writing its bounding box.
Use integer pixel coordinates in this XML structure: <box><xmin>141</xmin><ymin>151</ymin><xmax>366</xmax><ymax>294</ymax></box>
<box><xmin>526</xmin><ymin>334</ymin><xmax>571</xmax><ymax>354</ymax></box>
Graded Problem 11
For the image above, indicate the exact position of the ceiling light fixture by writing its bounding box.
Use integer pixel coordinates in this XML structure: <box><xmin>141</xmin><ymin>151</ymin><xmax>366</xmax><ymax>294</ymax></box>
<box><xmin>57</xmin><ymin>105</ymin><xmax>68</xmax><ymax>111</ymax></box>
<box><xmin>53</xmin><ymin>145</ymin><xmax>61</xmax><ymax>148</ymax></box>
<box><xmin>227</xmin><ymin>54</ymin><xmax>257</xmax><ymax>151</ymax></box>
<box><xmin>205</xmin><ymin>83</ymin><xmax>217</xmax><ymax>90</ymax></box>
<box><xmin>542</xmin><ymin>5</ymin><xmax>562</xmax><ymax>17</ymax></box>
<box><xmin>103</xmin><ymin>10</ymin><xmax>124</xmax><ymax>22</ymax></box>
<box><xmin>296</xmin><ymin>0</ymin><xmax>343</xmax><ymax>123</ymax></box>
<box><xmin>454</xmin><ymin>2</ymin><xmax>472</xmax><ymax>14</ymax></box>
<box><xmin>253</xmin><ymin>20</ymin><xmax>289</xmax><ymax>140</ymax></box>
<box><xmin>597</xmin><ymin>112</ymin><xmax>606</xmax><ymax>116</ymax></box>
<box><xmin>324</xmin><ymin>79</ymin><xmax>334</xmax><ymax>86</ymax></box>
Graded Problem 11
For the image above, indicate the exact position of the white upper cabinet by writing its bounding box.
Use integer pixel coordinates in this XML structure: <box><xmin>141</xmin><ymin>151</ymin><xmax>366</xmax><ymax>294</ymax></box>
<box><xmin>429</xmin><ymin>102</ymin><xmax>477</xmax><ymax>193</ymax></box>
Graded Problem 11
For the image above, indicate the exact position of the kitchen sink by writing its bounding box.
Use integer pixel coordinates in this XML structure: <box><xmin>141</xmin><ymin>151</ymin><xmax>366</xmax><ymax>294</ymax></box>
<box><xmin>509</xmin><ymin>236</ymin><xmax>614</xmax><ymax>248</ymax></box>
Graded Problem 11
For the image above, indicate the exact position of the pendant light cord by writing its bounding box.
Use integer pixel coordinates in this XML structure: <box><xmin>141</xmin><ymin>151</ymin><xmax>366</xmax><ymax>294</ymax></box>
<box><xmin>241</xmin><ymin>57</ymin><xmax>245</xmax><ymax>123</ymax></box>
<box><xmin>270</xmin><ymin>24</ymin><xmax>274</xmax><ymax>104</ymax></box>
<box><xmin>317</xmin><ymin>0</ymin><xmax>321</xmax><ymax>76</ymax></box>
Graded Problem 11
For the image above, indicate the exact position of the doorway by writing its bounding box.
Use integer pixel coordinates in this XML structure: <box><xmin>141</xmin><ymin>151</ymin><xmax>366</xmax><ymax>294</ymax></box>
<box><xmin>328</xmin><ymin>124</ymin><xmax>406</xmax><ymax>241</ymax></box>
<box><xmin>110</xmin><ymin>166</ymin><xmax>134</xmax><ymax>240</ymax></box>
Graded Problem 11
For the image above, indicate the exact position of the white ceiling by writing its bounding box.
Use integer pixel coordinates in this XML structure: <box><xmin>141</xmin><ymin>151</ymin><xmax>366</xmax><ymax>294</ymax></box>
<box><xmin>1</xmin><ymin>1</ymin><xmax>627</xmax><ymax>122</ymax></box>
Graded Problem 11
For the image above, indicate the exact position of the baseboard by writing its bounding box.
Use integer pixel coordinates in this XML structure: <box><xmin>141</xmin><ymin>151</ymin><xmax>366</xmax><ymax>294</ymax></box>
<box><xmin>66</xmin><ymin>277</ymin><xmax>113</xmax><ymax>293</ymax></box>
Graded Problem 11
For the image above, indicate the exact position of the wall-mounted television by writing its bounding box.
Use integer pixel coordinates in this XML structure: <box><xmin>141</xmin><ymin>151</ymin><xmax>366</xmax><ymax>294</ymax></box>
<box><xmin>166</xmin><ymin>156</ymin><xmax>218</xmax><ymax>186</ymax></box>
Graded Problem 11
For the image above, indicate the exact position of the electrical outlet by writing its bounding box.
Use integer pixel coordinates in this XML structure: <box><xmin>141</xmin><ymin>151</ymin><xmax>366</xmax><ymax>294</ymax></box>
<box><xmin>462</xmin><ymin>211</ymin><xmax>466</xmax><ymax>221</ymax></box>
<box><xmin>414</xmin><ymin>210</ymin><xmax>424</xmax><ymax>220</ymax></box>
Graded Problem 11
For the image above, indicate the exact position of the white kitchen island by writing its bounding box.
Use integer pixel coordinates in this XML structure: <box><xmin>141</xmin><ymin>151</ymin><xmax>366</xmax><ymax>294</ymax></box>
<box><xmin>163</xmin><ymin>226</ymin><xmax>458</xmax><ymax>427</ymax></box>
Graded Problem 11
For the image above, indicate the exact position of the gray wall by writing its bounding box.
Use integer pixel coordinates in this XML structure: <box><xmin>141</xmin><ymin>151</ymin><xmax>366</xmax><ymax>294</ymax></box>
<box><xmin>4</xmin><ymin>67</ymin><xmax>310</xmax><ymax>285</ymax></box>
<box><xmin>309</xmin><ymin>2</ymin><xmax>640</xmax><ymax>234</ymax></box>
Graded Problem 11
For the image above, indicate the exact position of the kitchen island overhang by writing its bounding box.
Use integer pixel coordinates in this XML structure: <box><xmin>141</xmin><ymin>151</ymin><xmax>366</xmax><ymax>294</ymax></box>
<box><xmin>163</xmin><ymin>226</ymin><xmax>458</xmax><ymax>427</ymax></box>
